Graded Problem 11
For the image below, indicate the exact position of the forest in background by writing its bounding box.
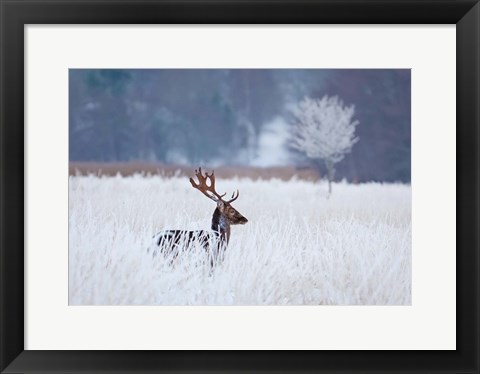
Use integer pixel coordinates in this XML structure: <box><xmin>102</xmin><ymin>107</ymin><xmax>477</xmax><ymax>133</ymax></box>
<box><xmin>69</xmin><ymin>69</ymin><xmax>411</xmax><ymax>182</ymax></box>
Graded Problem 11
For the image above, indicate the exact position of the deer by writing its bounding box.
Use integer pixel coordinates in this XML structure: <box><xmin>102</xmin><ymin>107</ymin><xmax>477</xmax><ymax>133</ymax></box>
<box><xmin>152</xmin><ymin>168</ymin><xmax>248</xmax><ymax>265</ymax></box>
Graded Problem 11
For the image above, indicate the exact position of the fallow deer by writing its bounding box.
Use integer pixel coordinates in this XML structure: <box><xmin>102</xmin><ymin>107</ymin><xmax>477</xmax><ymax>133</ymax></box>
<box><xmin>152</xmin><ymin>168</ymin><xmax>248</xmax><ymax>264</ymax></box>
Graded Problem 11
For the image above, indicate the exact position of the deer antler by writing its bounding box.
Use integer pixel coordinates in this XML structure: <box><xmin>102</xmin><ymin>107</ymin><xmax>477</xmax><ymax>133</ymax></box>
<box><xmin>189</xmin><ymin>168</ymin><xmax>227</xmax><ymax>202</ymax></box>
<box><xmin>225</xmin><ymin>190</ymin><xmax>239</xmax><ymax>203</ymax></box>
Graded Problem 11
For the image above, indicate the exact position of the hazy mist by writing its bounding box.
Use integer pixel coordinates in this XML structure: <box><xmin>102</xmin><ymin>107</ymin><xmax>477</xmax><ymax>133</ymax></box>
<box><xmin>69</xmin><ymin>69</ymin><xmax>411</xmax><ymax>182</ymax></box>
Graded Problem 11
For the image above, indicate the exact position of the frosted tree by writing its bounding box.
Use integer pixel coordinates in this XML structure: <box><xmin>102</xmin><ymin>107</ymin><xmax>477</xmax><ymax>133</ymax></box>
<box><xmin>290</xmin><ymin>95</ymin><xmax>359</xmax><ymax>195</ymax></box>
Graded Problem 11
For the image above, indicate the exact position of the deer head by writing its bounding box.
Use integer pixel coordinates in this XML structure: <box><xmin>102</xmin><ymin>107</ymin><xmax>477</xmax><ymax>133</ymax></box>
<box><xmin>189</xmin><ymin>168</ymin><xmax>248</xmax><ymax>225</ymax></box>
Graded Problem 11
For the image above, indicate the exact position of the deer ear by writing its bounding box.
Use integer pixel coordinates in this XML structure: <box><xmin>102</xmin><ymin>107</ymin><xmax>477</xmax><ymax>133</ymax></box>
<box><xmin>216</xmin><ymin>200</ymin><xmax>225</xmax><ymax>211</ymax></box>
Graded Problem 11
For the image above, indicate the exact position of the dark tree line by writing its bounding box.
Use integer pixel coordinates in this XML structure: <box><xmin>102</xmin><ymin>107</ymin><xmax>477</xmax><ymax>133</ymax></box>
<box><xmin>69</xmin><ymin>69</ymin><xmax>410</xmax><ymax>182</ymax></box>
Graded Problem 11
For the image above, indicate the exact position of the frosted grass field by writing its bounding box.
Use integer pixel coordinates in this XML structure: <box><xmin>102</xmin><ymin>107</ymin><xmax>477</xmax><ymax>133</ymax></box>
<box><xmin>69</xmin><ymin>174</ymin><xmax>411</xmax><ymax>305</ymax></box>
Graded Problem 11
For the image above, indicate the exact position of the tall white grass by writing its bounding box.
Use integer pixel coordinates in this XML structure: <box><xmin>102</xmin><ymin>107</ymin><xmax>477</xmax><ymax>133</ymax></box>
<box><xmin>69</xmin><ymin>175</ymin><xmax>411</xmax><ymax>305</ymax></box>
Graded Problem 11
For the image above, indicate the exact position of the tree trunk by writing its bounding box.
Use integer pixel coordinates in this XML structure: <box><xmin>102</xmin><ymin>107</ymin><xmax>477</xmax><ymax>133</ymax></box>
<box><xmin>325</xmin><ymin>160</ymin><xmax>335</xmax><ymax>196</ymax></box>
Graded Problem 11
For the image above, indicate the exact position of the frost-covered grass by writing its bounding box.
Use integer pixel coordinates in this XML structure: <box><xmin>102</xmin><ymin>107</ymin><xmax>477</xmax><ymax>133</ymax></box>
<box><xmin>69</xmin><ymin>175</ymin><xmax>411</xmax><ymax>305</ymax></box>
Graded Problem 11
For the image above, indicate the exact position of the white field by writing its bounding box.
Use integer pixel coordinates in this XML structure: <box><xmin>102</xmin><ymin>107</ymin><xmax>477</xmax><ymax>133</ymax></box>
<box><xmin>69</xmin><ymin>175</ymin><xmax>411</xmax><ymax>305</ymax></box>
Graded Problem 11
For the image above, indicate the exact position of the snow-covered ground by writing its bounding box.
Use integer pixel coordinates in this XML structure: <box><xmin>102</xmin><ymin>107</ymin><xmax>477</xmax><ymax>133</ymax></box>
<box><xmin>69</xmin><ymin>175</ymin><xmax>411</xmax><ymax>305</ymax></box>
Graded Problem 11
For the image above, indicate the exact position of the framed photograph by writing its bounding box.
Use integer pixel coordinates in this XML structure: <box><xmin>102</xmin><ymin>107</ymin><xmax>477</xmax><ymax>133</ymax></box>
<box><xmin>1</xmin><ymin>0</ymin><xmax>478</xmax><ymax>373</ymax></box>
<box><xmin>68</xmin><ymin>67</ymin><xmax>412</xmax><ymax>308</ymax></box>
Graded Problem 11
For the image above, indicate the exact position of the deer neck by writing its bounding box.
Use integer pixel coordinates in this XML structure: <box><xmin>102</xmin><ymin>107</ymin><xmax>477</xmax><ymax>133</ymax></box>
<box><xmin>211</xmin><ymin>208</ymin><xmax>231</xmax><ymax>244</ymax></box>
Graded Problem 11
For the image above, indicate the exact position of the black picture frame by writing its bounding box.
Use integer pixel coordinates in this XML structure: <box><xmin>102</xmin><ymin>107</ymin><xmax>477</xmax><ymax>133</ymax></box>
<box><xmin>1</xmin><ymin>1</ymin><xmax>478</xmax><ymax>373</ymax></box>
